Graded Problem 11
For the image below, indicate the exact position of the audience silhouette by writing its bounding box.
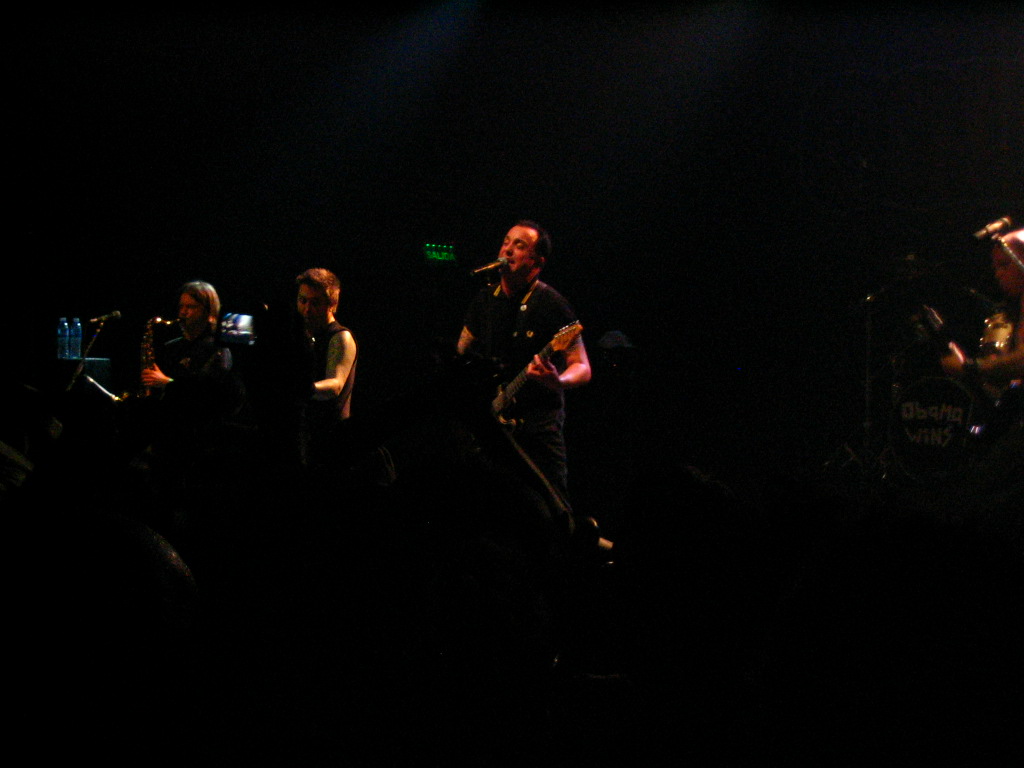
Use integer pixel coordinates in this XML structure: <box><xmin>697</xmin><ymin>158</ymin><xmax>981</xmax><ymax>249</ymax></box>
<box><xmin>8</xmin><ymin>358</ymin><xmax>1023</xmax><ymax>765</ymax></box>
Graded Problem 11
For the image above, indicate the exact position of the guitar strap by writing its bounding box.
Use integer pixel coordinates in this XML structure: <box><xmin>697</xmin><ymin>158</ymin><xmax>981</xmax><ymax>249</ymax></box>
<box><xmin>488</xmin><ymin>279</ymin><xmax>575</xmax><ymax>532</ymax></box>
<box><xmin>499</xmin><ymin>426</ymin><xmax>576</xmax><ymax>536</ymax></box>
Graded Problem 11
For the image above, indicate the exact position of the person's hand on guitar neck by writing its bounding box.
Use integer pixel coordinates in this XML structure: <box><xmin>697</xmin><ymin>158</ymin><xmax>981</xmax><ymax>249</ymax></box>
<box><xmin>525</xmin><ymin>341</ymin><xmax>592</xmax><ymax>393</ymax></box>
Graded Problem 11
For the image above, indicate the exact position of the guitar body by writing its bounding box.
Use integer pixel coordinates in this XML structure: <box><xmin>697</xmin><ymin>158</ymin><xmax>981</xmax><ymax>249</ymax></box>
<box><xmin>492</xmin><ymin>392</ymin><xmax>522</xmax><ymax>431</ymax></box>
<box><xmin>490</xmin><ymin>321</ymin><xmax>583</xmax><ymax>432</ymax></box>
<box><xmin>481</xmin><ymin>321</ymin><xmax>584</xmax><ymax>526</ymax></box>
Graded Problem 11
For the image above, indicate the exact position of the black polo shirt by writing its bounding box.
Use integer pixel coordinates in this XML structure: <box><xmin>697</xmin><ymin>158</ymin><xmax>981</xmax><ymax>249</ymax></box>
<box><xmin>463</xmin><ymin>279</ymin><xmax>578</xmax><ymax>424</ymax></box>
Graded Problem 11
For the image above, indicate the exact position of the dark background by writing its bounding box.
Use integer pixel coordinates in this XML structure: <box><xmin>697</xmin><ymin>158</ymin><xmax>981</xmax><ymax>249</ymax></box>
<box><xmin>8</xmin><ymin>2</ymin><xmax>1023</xmax><ymax>511</ymax></box>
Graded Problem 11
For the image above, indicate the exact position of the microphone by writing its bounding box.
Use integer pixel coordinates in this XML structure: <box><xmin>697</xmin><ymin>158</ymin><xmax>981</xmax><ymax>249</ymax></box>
<box><xmin>471</xmin><ymin>256</ymin><xmax>509</xmax><ymax>275</ymax></box>
<box><xmin>89</xmin><ymin>310</ymin><xmax>122</xmax><ymax>323</ymax></box>
<box><xmin>973</xmin><ymin>216</ymin><xmax>1012</xmax><ymax>240</ymax></box>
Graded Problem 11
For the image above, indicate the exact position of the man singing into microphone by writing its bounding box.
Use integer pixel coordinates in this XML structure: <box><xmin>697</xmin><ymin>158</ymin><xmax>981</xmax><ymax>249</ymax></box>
<box><xmin>457</xmin><ymin>220</ymin><xmax>592</xmax><ymax>523</ymax></box>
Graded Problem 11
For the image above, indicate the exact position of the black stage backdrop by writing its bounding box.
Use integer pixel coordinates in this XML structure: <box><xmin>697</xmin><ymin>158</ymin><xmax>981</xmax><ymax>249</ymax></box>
<box><xmin>8</xmin><ymin>2</ymin><xmax>1024</xmax><ymax>506</ymax></box>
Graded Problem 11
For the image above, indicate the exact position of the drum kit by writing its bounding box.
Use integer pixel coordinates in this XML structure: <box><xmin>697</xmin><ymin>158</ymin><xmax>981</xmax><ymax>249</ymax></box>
<box><xmin>831</xmin><ymin>216</ymin><xmax>1019</xmax><ymax>488</ymax></box>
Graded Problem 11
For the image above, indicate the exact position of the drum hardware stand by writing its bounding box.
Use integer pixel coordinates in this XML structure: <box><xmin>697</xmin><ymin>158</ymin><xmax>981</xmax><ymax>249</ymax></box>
<box><xmin>996</xmin><ymin>231</ymin><xmax>1024</xmax><ymax>274</ymax></box>
<box><xmin>824</xmin><ymin>287</ymin><xmax>898</xmax><ymax>485</ymax></box>
<box><xmin>831</xmin><ymin>251</ymin><xmax>952</xmax><ymax>486</ymax></box>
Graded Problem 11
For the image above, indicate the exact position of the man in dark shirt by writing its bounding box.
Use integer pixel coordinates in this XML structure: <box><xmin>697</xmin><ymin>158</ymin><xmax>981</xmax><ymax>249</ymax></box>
<box><xmin>295</xmin><ymin>267</ymin><xmax>357</xmax><ymax>475</ymax></box>
<box><xmin>139</xmin><ymin>280</ymin><xmax>245</xmax><ymax>532</ymax></box>
<box><xmin>143</xmin><ymin>281</ymin><xmax>239</xmax><ymax>418</ymax></box>
<box><xmin>457</xmin><ymin>220</ymin><xmax>592</xmax><ymax>528</ymax></box>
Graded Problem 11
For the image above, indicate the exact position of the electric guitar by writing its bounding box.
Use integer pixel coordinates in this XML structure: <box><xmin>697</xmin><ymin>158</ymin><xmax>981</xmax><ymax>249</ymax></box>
<box><xmin>491</xmin><ymin>321</ymin><xmax>583</xmax><ymax>429</ymax></box>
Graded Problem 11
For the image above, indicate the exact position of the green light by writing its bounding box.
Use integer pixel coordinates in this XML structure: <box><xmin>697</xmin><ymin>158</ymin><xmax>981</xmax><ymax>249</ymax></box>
<box><xmin>423</xmin><ymin>243</ymin><xmax>456</xmax><ymax>262</ymax></box>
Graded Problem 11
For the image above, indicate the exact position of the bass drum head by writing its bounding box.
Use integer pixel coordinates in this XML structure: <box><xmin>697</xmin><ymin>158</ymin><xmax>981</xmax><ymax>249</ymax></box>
<box><xmin>890</xmin><ymin>376</ymin><xmax>980</xmax><ymax>482</ymax></box>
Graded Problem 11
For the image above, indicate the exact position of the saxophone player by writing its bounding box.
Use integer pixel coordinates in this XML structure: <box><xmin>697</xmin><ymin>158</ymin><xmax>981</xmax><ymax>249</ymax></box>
<box><xmin>141</xmin><ymin>280</ymin><xmax>242</xmax><ymax>410</ymax></box>
<box><xmin>138</xmin><ymin>280</ymin><xmax>246</xmax><ymax>535</ymax></box>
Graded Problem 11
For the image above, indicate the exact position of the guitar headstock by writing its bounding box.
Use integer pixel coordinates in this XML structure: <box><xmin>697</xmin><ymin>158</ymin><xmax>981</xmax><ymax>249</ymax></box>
<box><xmin>550</xmin><ymin>321</ymin><xmax>583</xmax><ymax>353</ymax></box>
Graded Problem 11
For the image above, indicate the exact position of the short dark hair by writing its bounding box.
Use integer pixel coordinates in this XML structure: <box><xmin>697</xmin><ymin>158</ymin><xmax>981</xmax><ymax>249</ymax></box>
<box><xmin>517</xmin><ymin>219</ymin><xmax>551</xmax><ymax>262</ymax></box>
<box><xmin>296</xmin><ymin>268</ymin><xmax>341</xmax><ymax>310</ymax></box>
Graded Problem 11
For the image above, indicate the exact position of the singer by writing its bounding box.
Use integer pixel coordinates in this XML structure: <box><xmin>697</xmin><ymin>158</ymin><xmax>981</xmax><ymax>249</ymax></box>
<box><xmin>456</xmin><ymin>220</ymin><xmax>594</xmax><ymax>535</ymax></box>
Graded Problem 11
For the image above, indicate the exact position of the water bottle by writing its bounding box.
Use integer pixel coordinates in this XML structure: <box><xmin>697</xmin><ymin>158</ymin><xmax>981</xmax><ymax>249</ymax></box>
<box><xmin>57</xmin><ymin>317</ymin><xmax>70</xmax><ymax>359</ymax></box>
<box><xmin>69</xmin><ymin>317</ymin><xmax>83</xmax><ymax>360</ymax></box>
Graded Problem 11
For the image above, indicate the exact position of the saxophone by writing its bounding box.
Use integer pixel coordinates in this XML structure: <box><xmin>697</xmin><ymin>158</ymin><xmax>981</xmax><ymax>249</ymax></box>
<box><xmin>139</xmin><ymin>316</ymin><xmax>176</xmax><ymax>398</ymax></box>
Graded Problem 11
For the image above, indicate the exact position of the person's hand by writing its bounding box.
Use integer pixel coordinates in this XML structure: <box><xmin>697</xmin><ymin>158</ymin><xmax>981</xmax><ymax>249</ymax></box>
<box><xmin>940</xmin><ymin>348</ymin><xmax>982</xmax><ymax>380</ymax></box>
<box><xmin>140</xmin><ymin>364</ymin><xmax>172</xmax><ymax>389</ymax></box>
<box><xmin>525</xmin><ymin>355</ymin><xmax>561</xmax><ymax>391</ymax></box>
<box><xmin>939</xmin><ymin>352</ymin><xmax>964</xmax><ymax>378</ymax></box>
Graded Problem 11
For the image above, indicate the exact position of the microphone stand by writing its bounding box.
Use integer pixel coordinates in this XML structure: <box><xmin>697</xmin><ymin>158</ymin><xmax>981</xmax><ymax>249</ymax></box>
<box><xmin>65</xmin><ymin>320</ymin><xmax>108</xmax><ymax>394</ymax></box>
<box><xmin>83</xmin><ymin>375</ymin><xmax>123</xmax><ymax>403</ymax></box>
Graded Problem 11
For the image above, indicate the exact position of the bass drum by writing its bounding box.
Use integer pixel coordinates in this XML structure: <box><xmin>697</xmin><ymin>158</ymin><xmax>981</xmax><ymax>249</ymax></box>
<box><xmin>890</xmin><ymin>376</ymin><xmax>982</xmax><ymax>482</ymax></box>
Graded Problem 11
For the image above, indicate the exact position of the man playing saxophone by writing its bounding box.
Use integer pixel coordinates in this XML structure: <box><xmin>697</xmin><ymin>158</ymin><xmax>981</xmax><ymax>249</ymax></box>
<box><xmin>138</xmin><ymin>280</ymin><xmax>246</xmax><ymax>536</ymax></box>
<box><xmin>141</xmin><ymin>281</ymin><xmax>234</xmax><ymax>398</ymax></box>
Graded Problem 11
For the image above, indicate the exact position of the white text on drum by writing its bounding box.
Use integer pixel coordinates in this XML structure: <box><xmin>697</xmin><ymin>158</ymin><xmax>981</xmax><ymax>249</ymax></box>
<box><xmin>900</xmin><ymin>399</ymin><xmax>965</xmax><ymax>448</ymax></box>
<box><xmin>899</xmin><ymin>400</ymin><xmax>965</xmax><ymax>425</ymax></box>
<box><xmin>903</xmin><ymin>424</ymin><xmax>957</xmax><ymax>447</ymax></box>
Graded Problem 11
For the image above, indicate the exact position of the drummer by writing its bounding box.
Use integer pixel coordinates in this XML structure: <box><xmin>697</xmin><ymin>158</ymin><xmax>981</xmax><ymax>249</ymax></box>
<box><xmin>941</xmin><ymin>227</ymin><xmax>1024</xmax><ymax>391</ymax></box>
<box><xmin>938</xmin><ymin>226</ymin><xmax>1023</xmax><ymax>525</ymax></box>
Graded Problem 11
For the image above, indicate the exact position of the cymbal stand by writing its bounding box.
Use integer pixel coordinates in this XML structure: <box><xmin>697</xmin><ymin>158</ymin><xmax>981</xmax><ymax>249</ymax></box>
<box><xmin>996</xmin><ymin>234</ymin><xmax>1024</xmax><ymax>275</ymax></box>
<box><xmin>824</xmin><ymin>289</ymin><xmax>894</xmax><ymax>485</ymax></box>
